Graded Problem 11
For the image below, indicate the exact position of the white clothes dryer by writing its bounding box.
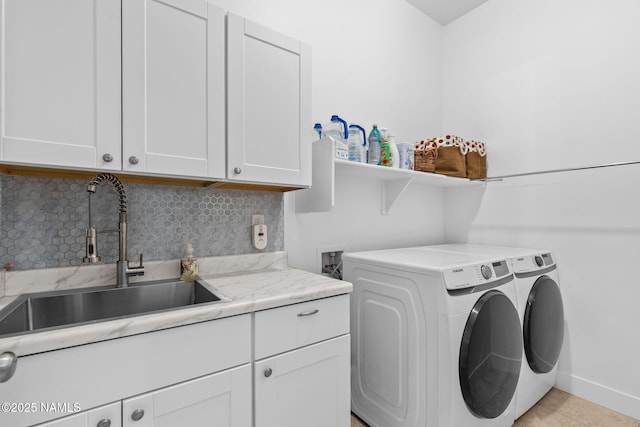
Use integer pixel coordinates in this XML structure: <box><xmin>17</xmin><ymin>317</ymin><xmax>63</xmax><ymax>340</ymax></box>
<box><xmin>344</xmin><ymin>247</ymin><xmax>522</xmax><ymax>427</ymax></box>
<box><xmin>427</xmin><ymin>244</ymin><xmax>564</xmax><ymax>419</ymax></box>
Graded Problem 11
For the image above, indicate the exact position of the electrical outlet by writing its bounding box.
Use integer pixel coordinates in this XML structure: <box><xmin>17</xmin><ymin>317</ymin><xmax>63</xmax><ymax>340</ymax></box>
<box><xmin>252</xmin><ymin>215</ymin><xmax>265</xmax><ymax>226</ymax></box>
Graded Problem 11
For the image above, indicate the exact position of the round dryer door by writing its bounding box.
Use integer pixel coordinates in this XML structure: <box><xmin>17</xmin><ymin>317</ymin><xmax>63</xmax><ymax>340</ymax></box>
<box><xmin>459</xmin><ymin>290</ymin><xmax>522</xmax><ymax>419</ymax></box>
<box><xmin>523</xmin><ymin>275</ymin><xmax>564</xmax><ymax>373</ymax></box>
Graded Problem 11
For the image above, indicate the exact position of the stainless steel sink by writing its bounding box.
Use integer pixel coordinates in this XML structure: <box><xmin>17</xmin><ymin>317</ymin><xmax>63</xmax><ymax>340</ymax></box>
<box><xmin>0</xmin><ymin>278</ymin><xmax>229</xmax><ymax>338</ymax></box>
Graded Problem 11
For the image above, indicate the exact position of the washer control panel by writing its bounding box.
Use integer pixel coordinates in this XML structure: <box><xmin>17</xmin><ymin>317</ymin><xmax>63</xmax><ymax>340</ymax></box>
<box><xmin>480</xmin><ymin>264</ymin><xmax>493</xmax><ymax>280</ymax></box>
<box><xmin>512</xmin><ymin>252</ymin><xmax>555</xmax><ymax>273</ymax></box>
<box><xmin>444</xmin><ymin>260</ymin><xmax>510</xmax><ymax>290</ymax></box>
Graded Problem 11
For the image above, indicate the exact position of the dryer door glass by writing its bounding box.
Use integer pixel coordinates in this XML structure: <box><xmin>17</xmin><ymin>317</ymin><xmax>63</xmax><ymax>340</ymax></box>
<box><xmin>459</xmin><ymin>290</ymin><xmax>522</xmax><ymax>419</ymax></box>
<box><xmin>523</xmin><ymin>275</ymin><xmax>564</xmax><ymax>373</ymax></box>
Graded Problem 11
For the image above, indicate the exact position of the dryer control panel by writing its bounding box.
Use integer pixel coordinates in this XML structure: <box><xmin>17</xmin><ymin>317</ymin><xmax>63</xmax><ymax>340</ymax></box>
<box><xmin>443</xmin><ymin>260</ymin><xmax>511</xmax><ymax>290</ymax></box>
<box><xmin>511</xmin><ymin>253</ymin><xmax>555</xmax><ymax>274</ymax></box>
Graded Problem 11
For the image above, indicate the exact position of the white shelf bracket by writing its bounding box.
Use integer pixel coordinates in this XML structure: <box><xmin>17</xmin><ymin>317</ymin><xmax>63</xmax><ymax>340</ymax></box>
<box><xmin>381</xmin><ymin>178</ymin><xmax>413</xmax><ymax>215</ymax></box>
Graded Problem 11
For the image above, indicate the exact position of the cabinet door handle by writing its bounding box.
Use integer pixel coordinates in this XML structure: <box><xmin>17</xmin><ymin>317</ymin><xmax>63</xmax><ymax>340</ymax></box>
<box><xmin>102</xmin><ymin>153</ymin><xmax>113</xmax><ymax>163</ymax></box>
<box><xmin>96</xmin><ymin>419</ymin><xmax>111</xmax><ymax>427</ymax></box>
<box><xmin>297</xmin><ymin>309</ymin><xmax>319</xmax><ymax>317</ymax></box>
<box><xmin>131</xmin><ymin>408</ymin><xmax>145</xmax><ymax>421</ymax></box>
<box><xmin>0</xmin><ymin>352</ymin><xmax>17</xmax><ymax>383</ymax></box>
<box><xmin>264</xmin><ymin>368</ymin><xmax>273</xmax><ymax>377</ymax></box>
<box><xmin>233</xmin><ymin>167</ymin><xmax>242</xmax><ymax>174</ymax></box>
<box><xmin>129</xmin><ymin>156</ymin><xmax>139</xmax><ymax>165</ymax></box>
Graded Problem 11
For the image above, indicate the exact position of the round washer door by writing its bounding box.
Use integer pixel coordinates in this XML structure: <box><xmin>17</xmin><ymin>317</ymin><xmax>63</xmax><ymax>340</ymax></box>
<box><xmin>523</xmin><ymin>275</ymin><xmax>564</xmax><ymax>373</ymax></box>
<box><xmin>459</xmin><ymin>290</ymin><xmax>522</xmax><ymax>419</ymax></box>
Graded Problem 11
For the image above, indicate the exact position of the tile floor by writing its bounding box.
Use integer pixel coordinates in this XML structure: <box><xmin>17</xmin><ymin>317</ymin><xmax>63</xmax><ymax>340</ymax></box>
<box><xmin>350</xmin><ymin>388</ymin><xmax>640</xmax><ymax>427</ymax></box>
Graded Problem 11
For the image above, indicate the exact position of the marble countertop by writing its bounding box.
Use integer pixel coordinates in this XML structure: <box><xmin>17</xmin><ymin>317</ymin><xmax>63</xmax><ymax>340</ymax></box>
<box><xmin>0</xmin><ymin>252</ymin><xmax>352</xmax><ymax>357</ymax></box>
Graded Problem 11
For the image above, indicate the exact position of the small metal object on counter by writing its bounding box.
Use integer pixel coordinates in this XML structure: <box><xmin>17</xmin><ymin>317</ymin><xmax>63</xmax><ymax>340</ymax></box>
<box><xmin>0</xmin><ymin>351</ymin><xmax>17</xmax><ymax>383</ymax></box>
<box><xmin>83</xmin><ymin>173</ymin><xmax>144</xmax><ymax>287</ymax></box>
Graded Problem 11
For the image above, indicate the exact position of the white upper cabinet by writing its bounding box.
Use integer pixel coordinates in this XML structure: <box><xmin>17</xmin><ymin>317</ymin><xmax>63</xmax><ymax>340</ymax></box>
<box><xmin>0</xmin><ymin>2</ymin><xmax>311</xmax><ymax>187</ymax></box>
<box><xmin>0</xmin><ymin>0</ymin><xmax>121</xmax><ymax>170</ymax></box>
<box><xmin>122</xmin><ymin>0</ymin><xmax>225</xmax><ymax>178</ymax></box>
<box><xmin>227</xmin><ymin>14</ymin><xmax>311</xmax><ymax>187</ymax></box>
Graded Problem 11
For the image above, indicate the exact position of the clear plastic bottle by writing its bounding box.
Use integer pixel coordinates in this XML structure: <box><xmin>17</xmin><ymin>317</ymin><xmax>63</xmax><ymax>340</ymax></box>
<box><xmin>367</xmin><ymin>125</ymin><xmax>382</xmax><ymax>165</ymax></box>
<box><xmin>324</xmin><ymin>115</ymin><xmax>349</xmax><ymax>160</ymax></box>
<box><xmin>389</xmin><ymin>133</ymin><xmax>400</xmax><ymax>168</ymax></box>
<box><xmin>348</xmin><ymin>124</ymin><xmax>366</xmax><ymax>163</ymax></box>
<box><xmin>379</xmin><ymin>127</ymin><xmax>391</xmax><ymax>167</ymax></box>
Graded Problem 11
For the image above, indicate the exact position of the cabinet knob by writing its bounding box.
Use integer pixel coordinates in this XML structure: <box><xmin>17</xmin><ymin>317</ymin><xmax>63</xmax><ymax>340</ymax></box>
<box><xmin>131</xmin><ymin>409</ymin><xmax>145</xmax><ymax>421</ymax></box>
<box><xmin>96</xmin><ymin>419</ymin><xmax>111</xmax><ymax>427</ymax></box>
<box><xmin>264</xmin><ymin>367</ymin><xmax>273</xmax><ymax>378</ymax></box>
<box><xmin>129</xmin><ymin>156</ymin><xmax>139</xmax><ymax>165</ymax></box>
<box><xmin>233</xmin><ymin>167</ymin><xmax>242</xmax><ymax>174</ymax></box>
<box><xmin>102</xmin><ymin>153</ymin><xmax>114</xmax><ymax>163</ymax></box>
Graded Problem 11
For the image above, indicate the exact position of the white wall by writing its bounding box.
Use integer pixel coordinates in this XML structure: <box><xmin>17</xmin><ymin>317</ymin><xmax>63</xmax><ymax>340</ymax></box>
<box><xmin>443</xmin><ymin>0</ymin><xmax>640</xmax><ymax>419</ymax></box>
<box><xmin>287</xmin><ymin>177</ymin><xmax>445</xmax><ymax>273</ymax></box>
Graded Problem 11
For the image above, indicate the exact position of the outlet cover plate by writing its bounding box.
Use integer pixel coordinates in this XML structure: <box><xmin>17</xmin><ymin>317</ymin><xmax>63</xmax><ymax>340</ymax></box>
<box><xmin>252</xmin><ymin>215</ymin><xmax>265</xmax><ymax>225</ymax></box>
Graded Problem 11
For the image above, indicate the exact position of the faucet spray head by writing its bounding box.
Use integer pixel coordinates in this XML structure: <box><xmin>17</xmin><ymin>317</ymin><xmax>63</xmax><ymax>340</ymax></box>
<box><xmin>82</xmin><ymin>228</ymin><xmax>101</xmax><ymax>264</ymax></box>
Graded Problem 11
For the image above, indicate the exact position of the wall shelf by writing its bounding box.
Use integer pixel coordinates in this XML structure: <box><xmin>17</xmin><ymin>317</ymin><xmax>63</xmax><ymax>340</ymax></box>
<box><xmin>295</xmin><ymin>138</ymin><xmax>482</xmax><ymax>214</ymax></box>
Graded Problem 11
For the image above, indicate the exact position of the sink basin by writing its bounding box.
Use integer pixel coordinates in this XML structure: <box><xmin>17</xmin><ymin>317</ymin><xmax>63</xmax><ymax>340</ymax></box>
<box><xmin>0</xmin><ymin>278</ymin><xmax>229</xmax><ymax>338</ymax></box>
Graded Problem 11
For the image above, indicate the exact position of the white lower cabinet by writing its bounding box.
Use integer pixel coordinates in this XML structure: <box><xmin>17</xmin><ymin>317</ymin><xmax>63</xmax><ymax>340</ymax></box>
<box><xmin>0</xmin><ymin>315</ymin><xmax>251</xmax><ymax>427</ymax></box>
<box><xmin>121</xmin><ymin>364</ymin><xmax>251</xmax><ymax>427</ymax></box>
<box><xmin>3</xmin><ymin>295</ymin><xmax>351</xmax><ymax>427</ymax></box>
<box><xmin>38</xmin><ymin>365</ymin><xmax>251</xmax><ymax>427</ymax></box>
<box><xmin>253</xmin><ymin>295</ymin><xmax>351</xmax><ymax>427</ymax></box>
<box><xmin>37</xmin><ymin>402</ymin><xmax>121</xmax><ymax>427</ymax></box>
<box><xmin>254</xmin><ymin>336</ymin><xmax>350</xmax><ymax>427</ymax></box>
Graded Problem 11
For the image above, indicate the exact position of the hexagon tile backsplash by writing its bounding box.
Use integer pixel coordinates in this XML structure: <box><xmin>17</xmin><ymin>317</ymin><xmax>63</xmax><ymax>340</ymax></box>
<box><xmin>0</xmin><ymin>175</ymin><xmax>284</xmax><ymax>270</ymax></box>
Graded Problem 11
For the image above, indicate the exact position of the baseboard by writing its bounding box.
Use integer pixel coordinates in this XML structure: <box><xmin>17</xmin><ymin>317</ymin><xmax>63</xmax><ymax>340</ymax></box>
<box><xmin>556</xmin><ymin>370</ymin><xmax>640</xmax><ymax>420</ymax></box>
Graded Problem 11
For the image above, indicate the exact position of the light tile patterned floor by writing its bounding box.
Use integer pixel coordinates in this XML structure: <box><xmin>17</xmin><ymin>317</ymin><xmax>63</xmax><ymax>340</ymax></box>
<box><xmin>350</xmin><ymin>388</ymin><xmax>640</xmax><ymax>426</ymax></box>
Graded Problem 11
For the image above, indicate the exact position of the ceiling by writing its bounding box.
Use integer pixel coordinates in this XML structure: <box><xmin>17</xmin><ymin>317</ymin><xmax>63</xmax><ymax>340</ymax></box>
<box><xmin>406</xmin><ymin>0</ymin><xmax>489</xmax><ymax>25</ymax></box>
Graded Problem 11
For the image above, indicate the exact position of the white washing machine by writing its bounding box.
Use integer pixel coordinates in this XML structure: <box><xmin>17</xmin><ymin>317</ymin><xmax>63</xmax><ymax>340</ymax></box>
<box><xmin>427</xmin><ymin>244</ymin><xmax>564</xmax><ymax>419</ymax></box>
<box><xmin>344</xmin><ymin>247</ymin><xmax>522</xmax><ymax>427</ymax></box>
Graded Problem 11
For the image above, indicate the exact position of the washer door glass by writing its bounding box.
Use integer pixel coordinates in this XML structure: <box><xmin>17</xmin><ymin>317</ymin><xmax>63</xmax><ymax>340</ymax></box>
<box><xmin>524</xmin><ymin>275</ymin><xmax>564</xmax><ymax>373</ymax></box>
<box><xmin>459</xmin><ymin>290</ymin><xmax>522</xmax><ymax>419</ymax></box>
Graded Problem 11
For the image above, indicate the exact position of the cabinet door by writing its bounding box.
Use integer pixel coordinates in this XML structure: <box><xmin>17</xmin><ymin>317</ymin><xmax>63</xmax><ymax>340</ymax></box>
<box><xmin>227</xmin><ymin>14</ymin><xmax>311</xmax><ymax>186</ymax></box>
<box><xmin>121</xmin><ymin>364</ymin><xmax>251</xmax><ymax>427</ymax></box>
<box><xmin>254</xmin><ymin>335</ymin><xmax>350</xmax><ymax>427</ymax></box>
<box><xmin>37</xmin><ymin>402</ymin><xmax>121</xmax><ymax>427</ymax></box>
<box><xmin>122</xmin><ymin>0</ymin><xmax>225</xmax><ymax>178</ymax></box>
<box><xmin>0</xmin><ymin>0</ymin><xmax>121</xmax><ymax>170</ymax></box>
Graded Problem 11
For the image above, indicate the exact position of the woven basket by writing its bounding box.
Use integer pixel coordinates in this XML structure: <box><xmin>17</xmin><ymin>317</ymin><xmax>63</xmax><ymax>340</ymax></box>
<box><xmin>414</xmin><ymin>149</ymin><xmax>437</xmax><ymax>173</ymax></box>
